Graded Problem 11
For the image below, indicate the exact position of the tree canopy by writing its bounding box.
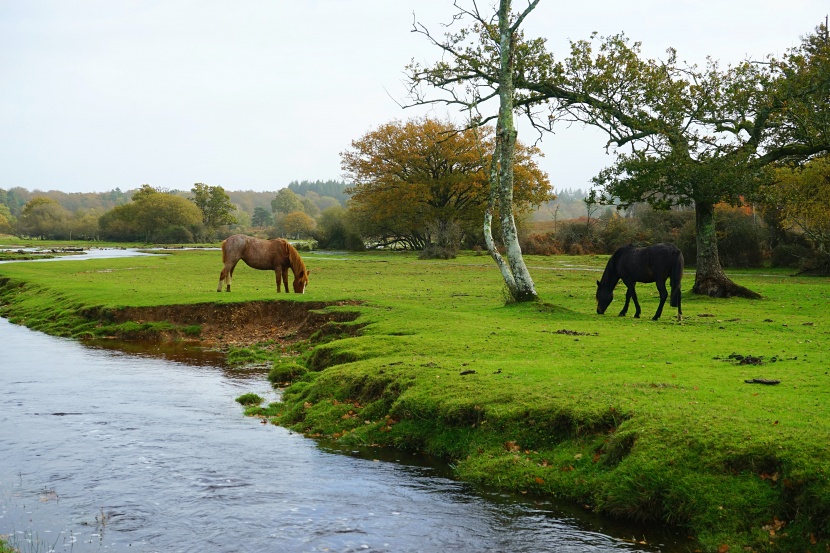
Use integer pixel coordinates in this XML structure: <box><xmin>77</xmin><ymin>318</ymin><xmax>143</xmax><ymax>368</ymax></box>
<box><xmin>271</xmin><ymin>188</ymin><xmax>305</xmax><ymax>215</ymax></box>
<box><xmin>518</xmin><ymin>24</ymin><xmax>830</xmax><ymax>296</ymax></box>
<box><xmin>763</xmin><ymin>155</ymin><xmax>830</xmax><ymax>273</ymax></box>
<box><xmin>191</xmin><ymin>183</ymin><xmax>237</xmax><ymax>232</ymax></box>
<box><xmin>17</xmin><ymin>197</ymin><xmax>70</xmax><ymax>239</ymax></box>
<box><xmin>99</xmin><ymin>186</ymin><xmax>203</xmax><ymax>242</ymax></box>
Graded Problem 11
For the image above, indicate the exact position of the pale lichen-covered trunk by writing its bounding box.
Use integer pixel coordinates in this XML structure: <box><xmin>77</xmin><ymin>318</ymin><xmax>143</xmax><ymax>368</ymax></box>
<box><xmin>484</xmin><ymin>131</ymin><xmax>518</xmax><ymax>298</ymax></box>
<box><xmin>482</xmin><ymin>0</ymin><xmax>537</xmax><ymax>302</ymax></box>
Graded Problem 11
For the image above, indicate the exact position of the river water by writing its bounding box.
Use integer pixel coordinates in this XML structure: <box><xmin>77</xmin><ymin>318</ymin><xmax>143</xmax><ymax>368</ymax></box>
<box><xmin>0</xmin><ymin>302</ymin><xmax>684</xmax><ymax>552</ymax></box>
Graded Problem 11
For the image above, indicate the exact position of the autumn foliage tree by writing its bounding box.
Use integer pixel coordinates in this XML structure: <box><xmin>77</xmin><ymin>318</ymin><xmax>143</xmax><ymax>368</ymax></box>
<box><xmin>341</xmin><ymin>117</ymin><xmax>550</xmax><ymax>253</ymax></box>
<box><xmin>762</xmin><ymin>155</ymin><xmax>830</xmax><ymax>274</ymax></box>
<box><xmin>283</xmin><ymin>211</ymin><xmax>316</xmax><ymax>239</ymax></box>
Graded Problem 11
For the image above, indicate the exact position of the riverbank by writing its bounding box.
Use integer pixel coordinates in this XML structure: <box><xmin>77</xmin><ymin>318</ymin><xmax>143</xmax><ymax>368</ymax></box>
<box><xmin>1</xmin><ymin>248</ymin><xmax>829</xmax><ymax>552</ymax></box>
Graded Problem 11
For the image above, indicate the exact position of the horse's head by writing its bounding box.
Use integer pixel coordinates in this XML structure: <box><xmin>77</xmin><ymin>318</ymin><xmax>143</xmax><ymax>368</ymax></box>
<box><xmin>596</xmin><ymin>279</ymin><xmax>613</xmax><ymax>314</ymax></box>
<box><xmin>293</xmin><ymin>269</ymin><xmax>310</xmax><ymax>294</ymax></box>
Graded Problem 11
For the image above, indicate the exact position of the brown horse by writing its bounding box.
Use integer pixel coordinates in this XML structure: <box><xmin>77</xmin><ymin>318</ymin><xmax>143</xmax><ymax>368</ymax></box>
<box><xmin>217</xmin><ymin>234</ymin><xmax>309</xmax><ymax>293</ymax></box>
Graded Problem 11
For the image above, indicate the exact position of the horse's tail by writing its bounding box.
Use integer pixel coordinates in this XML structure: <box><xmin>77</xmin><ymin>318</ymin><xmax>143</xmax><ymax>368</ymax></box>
<box><xmin>221</xmin><ymin>239</ymin><xmax>228</xmax><ymax>264</ymax></box>
<box><xmin>670</xmin><ymin>249</ymin><xmax>684</xmax><ymax>308</ymax></box>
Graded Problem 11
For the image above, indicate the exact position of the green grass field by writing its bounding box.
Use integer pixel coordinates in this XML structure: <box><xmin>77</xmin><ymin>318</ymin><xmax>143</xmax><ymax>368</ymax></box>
<box><xmin>1</xmin><ymin>246</ymin><xmax>829</xmax><ymax>552</ymax></box>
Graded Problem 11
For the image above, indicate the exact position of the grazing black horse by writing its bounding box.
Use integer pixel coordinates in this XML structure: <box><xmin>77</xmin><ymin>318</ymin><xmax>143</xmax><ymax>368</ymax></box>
<box><xmin>596</xmin><ymin>243</ymin><xmax>684</xmax><ymax>321</ymax></box>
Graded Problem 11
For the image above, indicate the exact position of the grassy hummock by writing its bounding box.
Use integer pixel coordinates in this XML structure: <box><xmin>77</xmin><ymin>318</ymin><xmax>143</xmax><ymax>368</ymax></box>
<box><xmin>1</xmin><ymin>247</ymin><xmax>829</xmax><ymax>552</ymax></box>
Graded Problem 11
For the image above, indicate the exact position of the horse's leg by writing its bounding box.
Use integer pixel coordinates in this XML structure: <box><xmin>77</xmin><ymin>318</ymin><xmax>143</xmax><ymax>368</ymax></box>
<box><xmin>675</xmin><ymin>286</ymin><xmax>683</xmax><ymax>321</ymax></box>
<box><xmin>622</xmin><ymin>281</ymin><xmax>641</xmax><ymax>318</ymax></box>
<box><xmin>225</xmin><ymin>260</ymin><xmax>239</xmax><ymax>292</ymax></box>
<box><xmin>653</xmin><ymin>280</ymin><xmax>669</xmax><ymax>321</ymax></box>
<box><xmin>631</xmin><ymin>286</ymin><xmax>641</xmax><ymax>318</ymax></box>
<box><xmin>670</xmin><ymin>277</ymin><xmax>683</xmax><ymax>321</ymax></box>
<box><xmin>619</xmin><ymin>283</ymin><xmax>633</xmax><ymax>317</ymax></box>
<box><xmin>281</xmin><ymin>267</ymin><xmax>289</xmax><ymax>293</ymax></box>
<box><xmin>218</xmin><ymin>260</ymin><xmax>236</xmax><ymax>292</ymax></box>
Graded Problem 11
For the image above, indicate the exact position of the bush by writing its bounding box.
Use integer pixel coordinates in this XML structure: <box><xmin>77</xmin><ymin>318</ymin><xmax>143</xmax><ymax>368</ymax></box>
<box><xmin>312</xmin><ymin>207</ymin><xmax>365</xmax><ymax>251</ymax></box>
<box><xmin>154</xmin><ymin>225</ymin><xmax>194</xmax><ymax>244</ymax></box>
<box><xmin>235</xmin><ymin>393</ymin><xmax>264</xmax><ymax>406</ymax></box>
<box><xmin>716</xmin><ymin>208</ymin><xmax>767</xmax><ymax>268</ymax></box>
<box><xmin>675</xmin><ymin>219</ymin><xmax>698</xmax><ymax>265</ymax></box>
<box><xmin>771</xmin><ymin>244</ymin><xmax>808</xmax><ymax>268</ymax></box>
<box><xmin>268</xmin><ymin>361</ymin><xmax>308</xmax><ymax>385</ymax></box>
<box><xmin>557</xmin><ymin>220</ymin><xmax>603</xmax><ymax>254</ymax></box>
<box><xmin>598</xmin><ymin>214</ymin><xmax>640</xmax><ymax>252</ymax></box>
<box><xmin>420</xmin><ymin>219</ymin><xmax>461</xmax><ymax>259</ymax></box>
<box><xmin>520</xmin><ymin>232</ymin><xmax>563</xmax><ymax>255</ymax></box>
<box><xmin>632</xmin><ymin>206</ymin><xmax>694</xmax><ymax>244</ymax></box>
<box><xmin>673</xmin><ymin>207</ymin><xmax>767</xmax><ymax>268</ymax></box>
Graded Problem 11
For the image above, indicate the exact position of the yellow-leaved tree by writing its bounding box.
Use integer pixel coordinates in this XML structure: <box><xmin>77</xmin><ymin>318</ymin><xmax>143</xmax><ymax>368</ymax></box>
<box><xmin>341</xmin><ymin>117</ymin><xmax>550</xmax><ymax>257</ymax></box>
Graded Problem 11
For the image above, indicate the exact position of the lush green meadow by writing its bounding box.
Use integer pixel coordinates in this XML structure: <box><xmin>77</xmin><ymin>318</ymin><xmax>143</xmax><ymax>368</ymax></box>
<box><xmin>1</xmin><ymin>246</ymin><xmax>829</xmax><ymax>552</ymax></box>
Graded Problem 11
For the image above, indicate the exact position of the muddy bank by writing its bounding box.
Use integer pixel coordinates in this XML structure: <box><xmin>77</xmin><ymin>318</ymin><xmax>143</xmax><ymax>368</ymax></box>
<box><xmin>92</xmin><ymin>300</ymin><xmax>362</xmax><ymax>347</ymax></box>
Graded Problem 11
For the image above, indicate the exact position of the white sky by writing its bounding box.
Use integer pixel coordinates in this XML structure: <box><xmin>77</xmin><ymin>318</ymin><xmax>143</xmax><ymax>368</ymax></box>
<box><xmin>0</xmin><ymin>1</ymin><xmax>825</xmax><ymax>194</ymax></box>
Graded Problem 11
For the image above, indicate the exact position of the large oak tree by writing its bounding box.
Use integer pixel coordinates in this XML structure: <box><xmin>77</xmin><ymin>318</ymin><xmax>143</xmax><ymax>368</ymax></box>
<box><xmin>514</xmin><ymin>25</ymin><xmax>830</xmax><ymax>297</ymax></box>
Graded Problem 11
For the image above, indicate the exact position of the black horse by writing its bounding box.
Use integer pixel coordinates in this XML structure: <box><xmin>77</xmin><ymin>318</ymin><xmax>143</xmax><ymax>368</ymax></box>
<box><xmin>596</xmin><ymin>243</ymin><xmax>684</xmax><ymax>321</ymax></box>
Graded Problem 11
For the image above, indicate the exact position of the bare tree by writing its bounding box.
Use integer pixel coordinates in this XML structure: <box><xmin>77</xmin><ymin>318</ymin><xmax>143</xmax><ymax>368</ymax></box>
<box><xmin>407</xmin><ymin>0</ymin><xmax>543</xmax><ymax>301</ymax></box>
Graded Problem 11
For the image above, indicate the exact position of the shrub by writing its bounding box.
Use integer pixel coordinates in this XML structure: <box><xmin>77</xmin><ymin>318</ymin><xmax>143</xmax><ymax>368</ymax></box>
<box><xmin>632</xmin><ymin>206</ymin><xmax>694</xmax><ymax>245</ymax></box>
<box><xmin>420</xmin><ymin>219</ymin><xmax>461</xmax><ymax>259</ymax></box>
<box><xmin>312</xmin><ymin>207</ymin><xmax>365</xmax><ymax>251</ymax></box>
<box><xmin>235</xmin><ymin>393</ymin><xmax>263</xmax><ymax>406</ymax></box>
<box><xmin>716</xmin><ymin>208</ymin><xmax>767</xmax><ymax>268</ymax></box>
<box><xmin>673</xmin><ymin>207</ymin><xmax>767</xmax><ymax>268</ymax></box>
<box><xmin>598</xmin><ymin>214</ymin><xmax>640</xmax><ymax>252</ymax></box>
<box><xmin>557</xmin><ymin>220</ymin><xmax>603</xmax><ymax>254</ymax></box>
<box><xmin>268</xmin><ymin>361</ymin><xmax>308</xmax><ymax>385</ymax></box>
<box><xmin>154</xmin><ymin>225</ymin><xmax>194</xmax><ymax>244</ymax></box>
<box><xmin>520</xmin><ymin>232</ymin><xmax>563</xmax><ymax>255</ymax></box>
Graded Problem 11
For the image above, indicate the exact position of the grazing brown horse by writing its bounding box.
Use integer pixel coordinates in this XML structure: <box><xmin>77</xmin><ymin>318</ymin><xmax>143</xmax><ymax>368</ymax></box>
<box><xmin>217</xmin><ymin>234</ymin><xmax>309</xmax><ymax>294</ymax></box>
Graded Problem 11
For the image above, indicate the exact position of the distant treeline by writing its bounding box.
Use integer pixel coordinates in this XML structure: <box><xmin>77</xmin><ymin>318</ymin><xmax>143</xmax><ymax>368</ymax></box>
<box><xmin>0</xmin><ymin>180</ymin><xmax>350</xmax><ymax>218</ymax></box>
<box><xmin>532</xmin><ymin>188</ymin><xmax>592</xmax><ymax>222</ymax></box>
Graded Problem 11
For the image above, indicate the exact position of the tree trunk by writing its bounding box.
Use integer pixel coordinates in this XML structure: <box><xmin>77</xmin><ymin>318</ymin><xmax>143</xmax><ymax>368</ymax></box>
<box><xmin>488</xmin><ymin>0</ymin><xmax>537</xmax><ymax>302</ymax></box>
<box><xmin>692</xmin><ymin>201</ymin><xmax>761</xmax><ymax>299</ymax></box>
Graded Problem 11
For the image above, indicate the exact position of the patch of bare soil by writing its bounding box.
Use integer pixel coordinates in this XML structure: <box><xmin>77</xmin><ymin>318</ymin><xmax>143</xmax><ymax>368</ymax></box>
<box><xmin>109</xmin><ymin>300</ymin><xmax>361</xmax><ymax>348</ymax></box>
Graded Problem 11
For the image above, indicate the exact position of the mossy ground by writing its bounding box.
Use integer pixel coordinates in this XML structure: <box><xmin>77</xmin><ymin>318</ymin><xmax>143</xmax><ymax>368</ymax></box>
<box><xmin>2</xmin><ymin>247</ymin><xmax>829</xmax><ymax>552</ymax></box>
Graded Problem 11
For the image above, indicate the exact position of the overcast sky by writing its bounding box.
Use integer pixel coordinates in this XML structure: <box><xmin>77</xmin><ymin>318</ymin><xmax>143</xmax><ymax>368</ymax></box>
<box><xmin>1</xmin><ymin>1</ymin><xmax>826</xmax><ymax>194</ymax></box>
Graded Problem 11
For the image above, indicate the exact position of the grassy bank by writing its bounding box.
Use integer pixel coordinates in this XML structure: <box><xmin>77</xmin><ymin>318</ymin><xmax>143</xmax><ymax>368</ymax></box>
<box><xmin>1</xmin><ymin>248</ymin><xmax>829</xmax><ymax>552</ymax></box>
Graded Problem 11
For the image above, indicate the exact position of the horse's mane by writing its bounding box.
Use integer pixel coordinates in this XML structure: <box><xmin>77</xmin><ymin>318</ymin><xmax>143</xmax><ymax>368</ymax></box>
<box><xmin>286</xmin><ymin>242</ymin><xmax>306</xmax><ymax>276</ymax></box>
<box><xmin>599</xmin><ymin>245</ymin><xmax>629</xmax><ymax>286</ymax></box>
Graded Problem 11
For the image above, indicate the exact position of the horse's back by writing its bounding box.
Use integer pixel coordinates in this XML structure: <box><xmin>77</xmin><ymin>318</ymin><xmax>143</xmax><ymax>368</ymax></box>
<box><xmin>615</xmin><ymin>243</ymin><xmax>680</xmax><ymax>283</ymax></box>
<box><xmin>645</xmin><ymin>243</ymin><xmax>682</xmax><ymax>280</ymax></box>
<box><xmin>222</xmin><ymin>234</ymin><xmax>249</xmax><ymax>262</ymax></box>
